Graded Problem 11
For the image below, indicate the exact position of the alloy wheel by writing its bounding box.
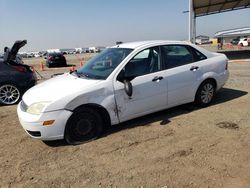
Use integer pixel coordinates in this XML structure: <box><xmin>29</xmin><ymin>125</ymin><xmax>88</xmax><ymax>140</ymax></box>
<box><xmin>200</xmin><ymin>83</ymin><xmax>214</xmax><ymax>104</ymax></box>
<box><xmin>0</xmin><ymin>84</ymin><xmax>20</xmax><ymax>105</ymax></box>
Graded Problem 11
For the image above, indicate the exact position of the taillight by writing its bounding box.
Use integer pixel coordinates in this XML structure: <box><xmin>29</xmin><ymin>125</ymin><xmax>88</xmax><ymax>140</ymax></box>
<box><xmin>48</xmin><ymin>56</ymin><xmax>53</xmax><ymax>61</ymax></box>
<box><xmin>13</xmin><ymin>66</ymin><xmax>27</xmax><ymax>73</ymax></box>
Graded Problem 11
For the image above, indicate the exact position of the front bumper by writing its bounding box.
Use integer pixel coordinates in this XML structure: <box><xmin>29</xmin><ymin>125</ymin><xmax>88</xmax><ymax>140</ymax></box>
<box><xmin>17</xmin><ymin>102</ymin><xmax>73</xmax><ymax>141</ymax></box>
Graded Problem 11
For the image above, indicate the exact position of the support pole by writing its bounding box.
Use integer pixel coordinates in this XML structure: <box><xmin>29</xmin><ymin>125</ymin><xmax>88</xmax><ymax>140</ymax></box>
<box><xmin>189</xmin><ymin>0</ymin><xmax>196</xmax><ymax>43</ymax></box>
<box><xmin>193</xmin><ymin>15</ymin><xmax>196</xmax><ymax>43</ymax></box>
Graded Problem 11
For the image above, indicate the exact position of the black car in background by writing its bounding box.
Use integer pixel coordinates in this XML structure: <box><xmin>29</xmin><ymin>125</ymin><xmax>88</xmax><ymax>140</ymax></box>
<box><xmin>231</xmin><ymin>38</ymin><xmax>240</xmax><ymax>45</ymax></box>
<box><xmin>45</xmin><ymin>52</ymin><xmax>67</xmax><ymax>68</ymax></box>
<box><xmin>0</xmin><ymin>40</ymin><xmax>37</xmax><ymax>105</ymax></box>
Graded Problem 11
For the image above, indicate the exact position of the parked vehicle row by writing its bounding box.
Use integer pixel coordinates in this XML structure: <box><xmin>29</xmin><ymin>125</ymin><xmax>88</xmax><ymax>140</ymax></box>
<box><xmin>18</xmin><ymin>47</ymin><xmax>106</xmax><ymax>59</ymax></box>
<box><xmin>231</xmin><ymin>37</ymin><xmax>250</xmax><ymax>46</ymax></box>
<box><xmin>17</xmin><ymin>40</ymin><xmax>229</xmax><ymax>145</ymax></box>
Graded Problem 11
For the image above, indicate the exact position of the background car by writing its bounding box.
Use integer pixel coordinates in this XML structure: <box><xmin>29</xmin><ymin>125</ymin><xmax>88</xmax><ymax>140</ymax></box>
<box><xmin>45</xmin><ymin>52</ymin><xmax>67</xmax><ymax>68</ymax></box>
<box><xmin>230</xmin><ymin>38</ymin><xmax>240</xmax><ymax>45</ymax></box>
<box><xmin>0</xmin><ymin>40</ymin><xmax>37</xmax><ymax>105</ymax></box>
<box><xmin>238</xmin><ymin>38</ymin><xmax>249</xmax><ymax>47</ymax></box>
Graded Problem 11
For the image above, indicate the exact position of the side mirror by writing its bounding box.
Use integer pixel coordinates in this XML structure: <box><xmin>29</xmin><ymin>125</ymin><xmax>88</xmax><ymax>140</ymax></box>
<box><xmin>124</xmin><ymin>80</ymin><xmax>133</xmax><ymax>97</ymax></box>
<box><xmin>117</xmin><ymin>69</ymin><xmax>133</xmax><ymax>97</ymax></box>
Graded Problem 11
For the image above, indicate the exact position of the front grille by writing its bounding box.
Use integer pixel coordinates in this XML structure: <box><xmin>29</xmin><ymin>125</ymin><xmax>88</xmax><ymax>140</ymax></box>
<box><xmin>27</xmin><ymin>130</ymin><xmax>41</xmax><ymax>137</ymax></box>
<box><xmin>20</xmin><ymin>100</ymin><xmax>28</xmax><ymax>112</ymax></box>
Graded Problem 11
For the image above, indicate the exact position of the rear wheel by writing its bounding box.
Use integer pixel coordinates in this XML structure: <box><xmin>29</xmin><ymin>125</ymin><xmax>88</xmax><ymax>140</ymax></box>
<box><xmin>195</xmin><ymin>80</ymin><xmax>215</xmax><ymax>107</ymax></box>
<box><xmin>65</xmin><ymin>107</ymin><xmax>103</xmax><ymax>145</ymax></box>
<box><xmin>0</xmin><ymin>84</ymin><xmax>22</xmax><ymax>105</ymax></box>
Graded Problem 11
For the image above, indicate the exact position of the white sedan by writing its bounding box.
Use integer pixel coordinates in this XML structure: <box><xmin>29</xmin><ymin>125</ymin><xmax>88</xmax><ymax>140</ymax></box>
<box><xmin>17</xmin><ymin>40</ymin><xmax>229</xmax><ymax>144</ymax></box>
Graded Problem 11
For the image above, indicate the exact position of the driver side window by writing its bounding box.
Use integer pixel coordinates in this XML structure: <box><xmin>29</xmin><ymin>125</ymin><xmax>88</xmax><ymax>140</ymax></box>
<box><xmin>124</xmin><ymin>47</ymin><xmax>161</xmax><ymax>78</ymax></box>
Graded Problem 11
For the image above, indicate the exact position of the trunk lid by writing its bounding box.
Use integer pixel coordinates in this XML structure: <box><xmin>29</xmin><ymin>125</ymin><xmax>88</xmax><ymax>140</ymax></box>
<box><xmin>5</xmin><ymin>40</ymin><xmax>27</xmax><ymax>62</ymax></box>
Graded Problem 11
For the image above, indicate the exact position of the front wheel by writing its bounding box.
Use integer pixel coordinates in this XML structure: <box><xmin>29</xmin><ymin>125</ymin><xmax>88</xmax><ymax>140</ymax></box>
<box><xmin>0</xmin><ymin>84</ymin><xmax>22</xmax><ymax>105</ymax></box>
<box><xmin>64</xmin><ymin>107</ymin><xmax>103</xmax><ymax>145</ymax></box>
<box><xmin>195</xmin><ymin>80</ymin><xmax>215</xmax><ymax>107</ymax></box>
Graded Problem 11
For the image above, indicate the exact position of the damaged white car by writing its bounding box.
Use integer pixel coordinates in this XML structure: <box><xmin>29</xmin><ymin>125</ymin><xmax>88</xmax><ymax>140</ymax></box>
<box><xmin>17</xmin><ymin>40</ymin><xmax>229</xmax><ymax>144</ymax></box>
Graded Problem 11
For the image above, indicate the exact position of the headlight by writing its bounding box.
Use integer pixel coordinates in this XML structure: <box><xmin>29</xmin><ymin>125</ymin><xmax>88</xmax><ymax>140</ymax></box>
<box><xmin>26</xmin><ymin>102</ymin><xmax>51</xmax><ymax>115</ymax></box>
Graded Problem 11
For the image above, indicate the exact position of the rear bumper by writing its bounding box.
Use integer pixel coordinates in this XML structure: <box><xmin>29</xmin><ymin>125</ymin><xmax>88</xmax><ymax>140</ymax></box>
<box><xmin>46</xmin><ymin>60</ymin><xmax>67</xmax><ymax>67</ymax></box>
<box><xmin>217</xmin><ymin>70</ymin><xmax>229</xmax><ymax>91</ymax></box>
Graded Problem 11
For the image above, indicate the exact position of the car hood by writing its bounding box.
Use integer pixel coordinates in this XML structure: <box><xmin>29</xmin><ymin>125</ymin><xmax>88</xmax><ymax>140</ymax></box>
<box><xmin>22</xmin><ymin>73</ymin><xmax>102</xmax><ymax>106</ymax></box>
<box><xmin>5</xmin><ymin>40</ymin><xmax>27</xmax><ymax>62</ymax></box>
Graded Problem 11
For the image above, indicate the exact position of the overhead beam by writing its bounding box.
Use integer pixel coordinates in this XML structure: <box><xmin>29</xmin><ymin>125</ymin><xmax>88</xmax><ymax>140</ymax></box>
<box><xmin>206</xmin><ymin>0</ymin><xmax>213</xmax><ymax>14</ymax></box>
<box><xmin>219</xmin><ymin>1</ymin><xmax>227</xmax><ymax>12</ymax></box>
<box><xmin>194</xmin><ymin>0</ymin><xmax>242</xmax><ymax>10</ymax></box>
<box><xmin>232</xmin><ymin>0</ymin><xmax>243</xmax><ymax>9</ymax></box>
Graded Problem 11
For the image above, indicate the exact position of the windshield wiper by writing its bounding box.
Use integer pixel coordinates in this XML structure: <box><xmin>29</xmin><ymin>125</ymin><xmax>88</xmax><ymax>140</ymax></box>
<box><xmin>77</xmin><ymin>72</ymin><xmax>90</xmax><ymax>79</ymax></box>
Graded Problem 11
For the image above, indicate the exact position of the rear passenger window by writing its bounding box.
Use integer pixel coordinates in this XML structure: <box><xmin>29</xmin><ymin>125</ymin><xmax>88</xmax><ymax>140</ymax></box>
<box><xmin>162</xmin><ymin>45</ymin><xmax>194</xmax><ymax>69</ymax></box>
<box><xmin>189</xmin><ymin>47</ymin><xmax>207</xmax><ymax>61</ymax></box>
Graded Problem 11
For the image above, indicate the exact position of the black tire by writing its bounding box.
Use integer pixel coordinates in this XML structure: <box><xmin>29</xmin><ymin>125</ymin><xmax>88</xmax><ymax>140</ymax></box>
<box><xmin>195</xmin><ymin>80</ymin><xmax>215</xmax><ymax>107</ymax></box>
<box><xmin>64</xmin><ymin>107</ymin><xmax>103</xmax><ymax>145</ymax></box>
<box><xmin>0</xmin><ymin>83</ymin><xmax>22</xmax><ymax>105</ymax></box>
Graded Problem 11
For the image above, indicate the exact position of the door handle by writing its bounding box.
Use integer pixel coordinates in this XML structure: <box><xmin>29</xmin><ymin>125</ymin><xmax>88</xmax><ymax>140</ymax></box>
<box><xmin>152</xmin><ymin>76</ymin><xmax>163</xmax><ymax>82</ymax></box>
<box><xmin>190</xmin><ymin>66</ymin><xmax>199</xmax><ymax>71</ymax></box>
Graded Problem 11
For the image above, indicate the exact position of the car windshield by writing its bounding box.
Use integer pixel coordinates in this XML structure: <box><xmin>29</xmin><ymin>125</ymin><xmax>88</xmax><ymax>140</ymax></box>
<box><xmin>76</xmin><ymin>48</ymin><xmax>133</xmax><ymax>80</ymax></box>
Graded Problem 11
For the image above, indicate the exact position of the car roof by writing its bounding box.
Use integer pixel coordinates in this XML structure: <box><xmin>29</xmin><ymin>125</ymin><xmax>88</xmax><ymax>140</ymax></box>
<box><xmin>111</xmin><ymin>40</ymin><xmax>192</xmax><ymax>49</ymax></box>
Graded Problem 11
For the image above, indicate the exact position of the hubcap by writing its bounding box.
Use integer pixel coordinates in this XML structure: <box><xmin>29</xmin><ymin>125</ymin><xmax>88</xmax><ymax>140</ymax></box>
<box><xmin>0</xmin><ymin>85</ymin><xmax>20</xmax><ymax>105</ymax></box>
<box><xmin>74</xmin><ymin>119</ymin><xmax>93</xmax><ymax>136</ymax></box>
<box><xmin>201</xmin><ymin>83</ymin><xmax>214</xmax><ymax>104</ymax></box>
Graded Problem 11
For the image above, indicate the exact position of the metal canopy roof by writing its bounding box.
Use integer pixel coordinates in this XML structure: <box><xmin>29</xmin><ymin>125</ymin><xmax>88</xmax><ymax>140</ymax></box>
<box><xmin>193</xmin><ymin>0</ymin><xmax>250</xmax><ymax>17</ymax></box>
<box><xmin>214</xmin><ymin>27</ymin><xmax>250</xmax><ymax>37</ymax></box>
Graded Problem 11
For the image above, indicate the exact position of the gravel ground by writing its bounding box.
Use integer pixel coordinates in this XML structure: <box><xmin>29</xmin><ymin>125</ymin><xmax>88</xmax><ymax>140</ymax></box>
<box><xmin>0</xmin><ymin>55</ymin><xmax>250</xmax><ymax>187</ymax></box>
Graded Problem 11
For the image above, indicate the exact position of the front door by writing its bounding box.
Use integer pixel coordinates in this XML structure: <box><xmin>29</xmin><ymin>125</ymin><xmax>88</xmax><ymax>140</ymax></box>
<box><xmin>113</xmin><ymin>47</ymin><xmax>167</xmax><ymax>122</ymax></box>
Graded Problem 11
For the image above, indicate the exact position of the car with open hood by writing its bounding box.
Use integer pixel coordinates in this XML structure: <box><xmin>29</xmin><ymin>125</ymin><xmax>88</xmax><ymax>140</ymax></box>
<box><xmin>17</xmin><ymin>40</ymin><xmax>229</xmax><ymax>144</ymax></box>
<box><xmin>0</xmin><ymin>40</ymin><xmax>37</xmax><ymax>105</ymax></box>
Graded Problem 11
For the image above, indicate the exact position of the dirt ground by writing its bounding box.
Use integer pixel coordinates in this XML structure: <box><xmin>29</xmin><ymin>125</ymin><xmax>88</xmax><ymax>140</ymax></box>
<box><xmin>0</xmin><ymin>54</ymin><xmax>250</xmax><ymax>187</ymax></box>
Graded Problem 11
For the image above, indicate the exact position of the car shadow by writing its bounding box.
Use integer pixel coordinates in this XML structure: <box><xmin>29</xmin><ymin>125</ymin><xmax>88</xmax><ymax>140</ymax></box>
<box><xmin>103</xmin><ymin>87</ymin><xmax>248</xmax><ymax>136</ymax></box>
<box><xmin>44</xmin><ymin>87</ymin><xmax>247</xmax><ymax>147</ymax></box>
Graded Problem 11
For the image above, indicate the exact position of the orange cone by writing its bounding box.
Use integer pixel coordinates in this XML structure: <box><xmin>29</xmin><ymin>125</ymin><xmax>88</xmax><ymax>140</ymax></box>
<box><xmin>70</xmin><ymin>65</ymin><xmax>76</xmax><ymax>72</ymax></box>
<box><xmin>40</xmin><ymin>62</ymin><xmax>45</xmax><ymax>71</ymax></box>
<box><xmin>238</xmin><ymin>44</ymin><xmax>243</xmax><ymax>50</ymax></box>
<box><xmin>31</xmin><ymin>66</ymin><xmax>35</xmax><ymax>72</ymax></box>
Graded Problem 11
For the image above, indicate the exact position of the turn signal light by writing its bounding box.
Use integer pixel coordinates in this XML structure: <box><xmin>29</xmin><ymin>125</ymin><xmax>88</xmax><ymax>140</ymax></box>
<box><xmin>43</xmin><ymin>120</ymin><xmax>55</xmax><ymax>126</ymax></box>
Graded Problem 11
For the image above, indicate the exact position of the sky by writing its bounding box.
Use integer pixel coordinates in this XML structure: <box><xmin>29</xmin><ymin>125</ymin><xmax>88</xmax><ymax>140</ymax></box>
<box><xmin>0</xmin><ymin>0</ymin><xmax>249</xmax><ymax>52</ymax></box>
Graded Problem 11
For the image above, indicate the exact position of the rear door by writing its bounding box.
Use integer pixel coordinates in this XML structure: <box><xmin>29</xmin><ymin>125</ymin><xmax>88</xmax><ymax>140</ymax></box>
<box><xmin>161</xmin><ymin>45</ymin><xmax>207</xmax><ymax>106</ymax></box>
